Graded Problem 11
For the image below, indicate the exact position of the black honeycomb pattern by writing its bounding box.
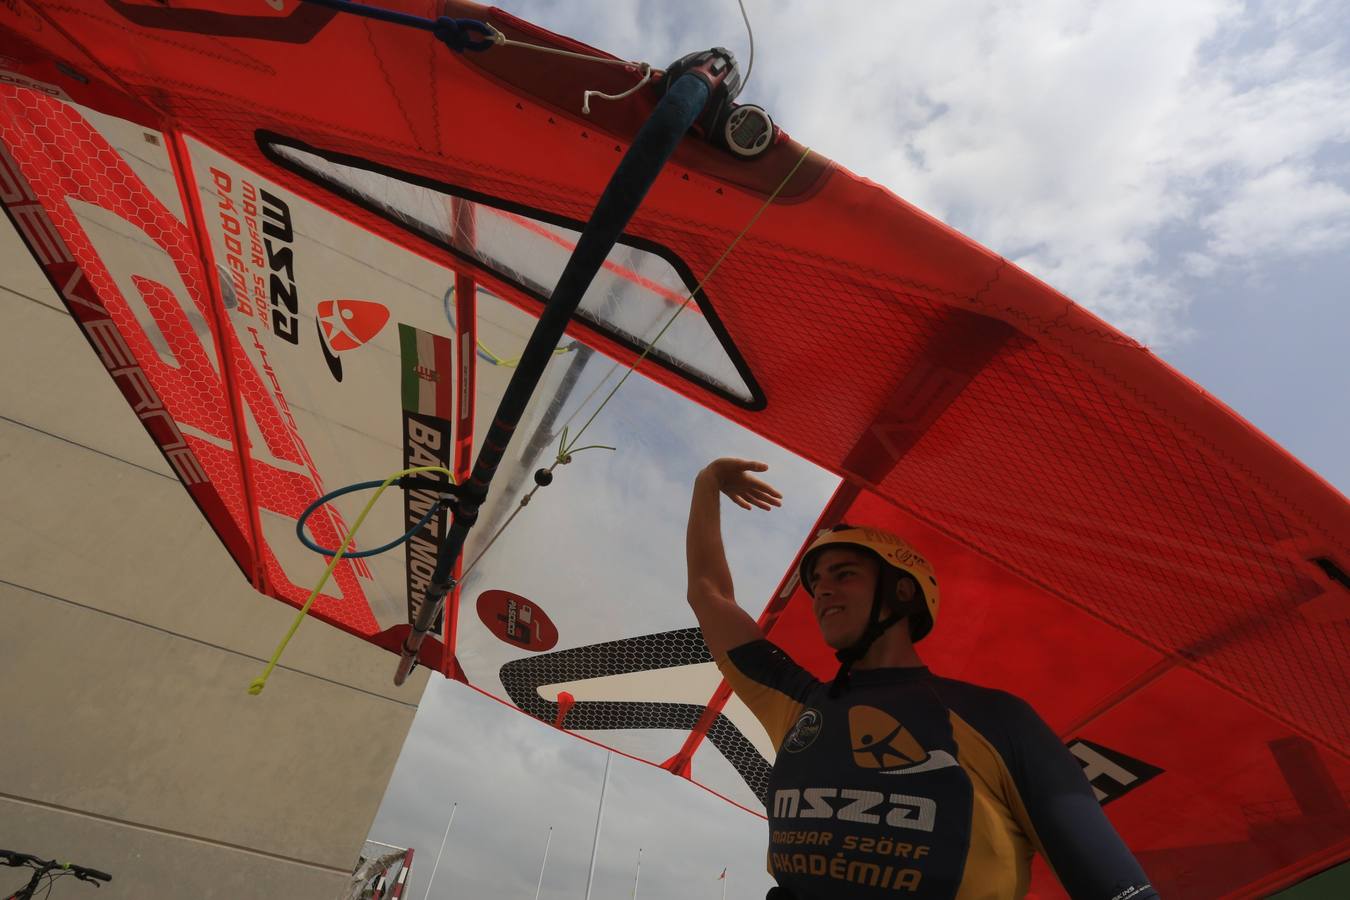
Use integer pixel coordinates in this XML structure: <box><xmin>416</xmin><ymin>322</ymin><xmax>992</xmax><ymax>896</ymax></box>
<box><xmin>707</xmin><ymin>712</ymin><xmax>772</xmax><ymax>805</ymax></box>
<box><xmin>500</xmin><ymin>628</ymin><xmax>772</xmax><ymax>805</ymax></box>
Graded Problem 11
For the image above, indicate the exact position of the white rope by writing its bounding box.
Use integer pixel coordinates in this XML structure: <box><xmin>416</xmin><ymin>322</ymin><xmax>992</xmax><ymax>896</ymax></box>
<box><xmin>584</xmin><ymin>64</ymin><xmax>653</xmax><ymax>115</ymax></box>
<box><xmin>485</xmin><ymin>4</ymin><xmax>756</xmax><ymax>111</ymax></box>
<box><xmin>487</xmin><ymin>24</ymin><xmax>659</xmax><ymax>72</ymax></box>
<box><xmin>737</xmin><ymin>0</ymin><xmax>755</xmax><ymax>93</ymax></box>
<box><xmin>483</xmin><ymin>24</ymin><xmax>663</xmax><ymax>115</ymax></box>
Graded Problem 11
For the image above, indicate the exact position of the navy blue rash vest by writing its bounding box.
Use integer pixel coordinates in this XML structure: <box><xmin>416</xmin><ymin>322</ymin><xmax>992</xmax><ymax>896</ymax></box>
<box><xmin>718</xmin><ymin>640</ymin><xmax>1158</xmax><ymax>899</ymax></box>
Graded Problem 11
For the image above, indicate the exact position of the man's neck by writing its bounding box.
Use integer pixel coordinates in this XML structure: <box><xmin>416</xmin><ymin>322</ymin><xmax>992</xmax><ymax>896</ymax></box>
<box><xmin>853</xmin><ymin>627</ymin><xmax>925</xmax><ymax>670</ymax></box>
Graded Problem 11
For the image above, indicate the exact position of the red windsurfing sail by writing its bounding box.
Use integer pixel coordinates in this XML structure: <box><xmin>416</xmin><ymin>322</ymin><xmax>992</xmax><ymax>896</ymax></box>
<box><xmin>1</xmin><ymin>2</ymin><xmax>1345</xmax><ymax>896</ymax></box>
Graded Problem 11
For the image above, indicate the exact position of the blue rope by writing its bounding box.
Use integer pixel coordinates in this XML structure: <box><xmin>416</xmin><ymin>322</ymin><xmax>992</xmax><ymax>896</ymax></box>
<box><xmin>299</xmin><ymin>0</ymin><xmax>495</xmax><ymax>53</ymax></box>
<box><xmin>297</xmin><ymin>480</ymin><xmax>450</xmax><ymax>559</ymax></box>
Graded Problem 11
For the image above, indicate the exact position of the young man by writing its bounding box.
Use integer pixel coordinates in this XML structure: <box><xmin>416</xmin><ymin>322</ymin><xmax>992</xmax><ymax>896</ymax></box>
<box><xmin>687</xmin><ymin>458</ymin><xmax>1157</xmax><ymax>900</ymax></box>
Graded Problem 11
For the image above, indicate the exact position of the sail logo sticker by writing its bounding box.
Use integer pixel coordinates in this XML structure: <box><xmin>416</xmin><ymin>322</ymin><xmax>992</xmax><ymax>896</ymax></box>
<box><xmin>255</xmin><ymin>188</ymin><xmax>300</xmax><ymax>343</ymax></box>
<box><xmin>477</xmin><ymin>590</ymin><xmax>559</xmax><ymax>651</ymax></box>
<box><xmin>849</xmin><ymin>706</ymin><xmax>958</xmax><ymax>775</ymax></box>
<box><xmin>316</xmin><ymin>299</ymin><xmax>390</xmax><ymax>381</ymax></box>
<box><xmin>1068</xmin><ymin>738</ymin><xmax>1163</xmax><ymax>804</ymax></box>
<box><xmin>0</xmin><ymin>70</ymin><xmax>71</xmax><ymax>101</ymax></box>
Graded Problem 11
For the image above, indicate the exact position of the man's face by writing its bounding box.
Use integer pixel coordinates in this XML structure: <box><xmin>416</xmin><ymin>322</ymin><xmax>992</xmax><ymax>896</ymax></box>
<box><xmin>809</xmin><ymin>548</ymin><xmax>880</xmax><ymax>649</ymax></box>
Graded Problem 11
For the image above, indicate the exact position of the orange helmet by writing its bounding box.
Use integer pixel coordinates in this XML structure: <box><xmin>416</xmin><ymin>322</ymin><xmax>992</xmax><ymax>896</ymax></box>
<box><xmin>799</xmin><ymin>525</ymin><xmax>940</xmax><ymax>642</ymax></box>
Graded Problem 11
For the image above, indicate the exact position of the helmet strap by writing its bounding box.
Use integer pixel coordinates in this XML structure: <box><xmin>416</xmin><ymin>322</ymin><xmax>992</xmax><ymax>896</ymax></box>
<box><xmin>827</xmin><ymin>572</ymin><xmax>919</xmax><ymax>698</ymax></box>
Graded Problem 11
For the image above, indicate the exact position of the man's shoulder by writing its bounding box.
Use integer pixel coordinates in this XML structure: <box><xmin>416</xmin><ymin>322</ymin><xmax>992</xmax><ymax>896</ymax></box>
<box><xmin>930</xmin><ymin>672</ymin><xmax>1030</xmax><ymax>710</ymax></box>
<box><xmin>928</xmin><ymin>673</ymin><xmax>1044</xmax><ymax>738</ymax></box>
<box><xmin>723</xmin><ymin>639</ymin><xmax>822</xmax><ymax>693</ymax></box>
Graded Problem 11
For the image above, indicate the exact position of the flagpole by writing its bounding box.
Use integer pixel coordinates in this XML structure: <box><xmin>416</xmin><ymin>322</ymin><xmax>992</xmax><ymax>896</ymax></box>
<box><xmin>420</xmin><ymin>801</ymin><xmax>457</xmax><ymax>900</ymax></box>
<box><xmin>533</xmin><ymin>826</ymin><xmax>553</xmax><ymax>900</ymax></box>
<box><xmin>632</xmin><ymin>847</ymin><xmax>642</xmax><ymax>899</ymax></box>
<box><xmin>721</xmin><ymin>866</ymin><xmax>727</xmax><ymax>900</ymax></box>
<box><xmin>583</xmin><ymin>752</ymin><xmax>613</xmax><ymax>900</ymax></box>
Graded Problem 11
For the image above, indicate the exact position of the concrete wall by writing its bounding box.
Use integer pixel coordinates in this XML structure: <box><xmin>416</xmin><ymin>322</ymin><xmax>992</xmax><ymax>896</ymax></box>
<box><xmin>1</xmin><ymin>211</ymin><xmax>427</xmax><ymax>898</ymax></box>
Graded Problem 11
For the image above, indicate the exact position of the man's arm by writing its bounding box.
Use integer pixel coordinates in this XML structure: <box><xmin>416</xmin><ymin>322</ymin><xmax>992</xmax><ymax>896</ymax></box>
<box><xmin>1003</xmin><ymin>697</ymin><xmax>1159</xmax><ymax>899</ymax></box>
<box><xmin>686</xmin><ymin>459</ymin><xmax>780</xmax><ymax>659</ymax></box>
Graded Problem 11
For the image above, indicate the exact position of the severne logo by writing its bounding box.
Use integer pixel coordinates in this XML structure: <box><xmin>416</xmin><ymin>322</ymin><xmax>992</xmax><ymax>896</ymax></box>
<box><xmin>315</xmin><ymin>299</ymin><xmax>390</xmax><ymax>381</ymax></box>
<box><xmin>0</xmin><ymin>92</ymin><xmax>375</xmax><ymax>617</ymax></box>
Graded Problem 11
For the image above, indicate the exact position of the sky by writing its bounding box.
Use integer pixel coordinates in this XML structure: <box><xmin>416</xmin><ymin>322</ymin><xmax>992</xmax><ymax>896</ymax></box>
<box><xmin>363</xmin><ymin>1</ymin><xmax>1350</xmax><ymax>897</ymax></box>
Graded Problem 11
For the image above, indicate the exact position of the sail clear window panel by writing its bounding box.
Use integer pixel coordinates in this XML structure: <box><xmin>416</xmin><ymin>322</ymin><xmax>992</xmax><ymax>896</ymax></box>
<box><xmin>267</xmin><ymin>142</ymin><xmax>754</xmax><ymax>403</ymax></box>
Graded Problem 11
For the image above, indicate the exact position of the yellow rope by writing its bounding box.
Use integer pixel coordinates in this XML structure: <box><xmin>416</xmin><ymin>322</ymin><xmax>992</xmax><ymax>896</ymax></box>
<box><xmin>248</xmin><ymin>466</ymin><xmax>454</xmax><ymax>695</ymax></box>
<box><xmin>448</xmin><ymin>284</ymin><xmax>574</xmax><ymax>368</ymax></box>
<box><xmin>478</xmin><ymin>342</ymin><xmax>573</xmax><ymax>368</ymax></box>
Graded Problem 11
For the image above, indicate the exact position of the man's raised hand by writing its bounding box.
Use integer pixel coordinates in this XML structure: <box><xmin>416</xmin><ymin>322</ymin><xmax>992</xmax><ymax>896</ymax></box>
<box><xmin>702</xmin><ymin>458</ymin><xmax>783</xmax><ymax>511</ymax></box>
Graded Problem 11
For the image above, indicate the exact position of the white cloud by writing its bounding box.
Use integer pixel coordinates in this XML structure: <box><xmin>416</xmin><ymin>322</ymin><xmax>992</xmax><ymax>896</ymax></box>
<box><xmin>723</xmin><ymin>0</ymin><xmax>1227</xmax><ymax>343</ymax></box>
<box><xmin>1203</xmin><ymin>164</ymin><xmax>1350</xmax><ymax>258</ymax></box>
<box><xmin>1183</xmin><ymin>251</ymin><xmax>1219</xmax><ymax>277</ymax></box>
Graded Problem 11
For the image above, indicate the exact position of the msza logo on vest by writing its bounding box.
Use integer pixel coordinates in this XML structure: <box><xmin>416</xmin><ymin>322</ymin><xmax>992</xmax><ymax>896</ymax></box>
<box><xmin>771</xmin><ymin>705</ymin><xmax>959</xmax><ymax>834</ymax></box>
<box><xmin>772</xmin><ymin>788</ymin><xmax>937</xmax><ymax>833</ymax></box>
